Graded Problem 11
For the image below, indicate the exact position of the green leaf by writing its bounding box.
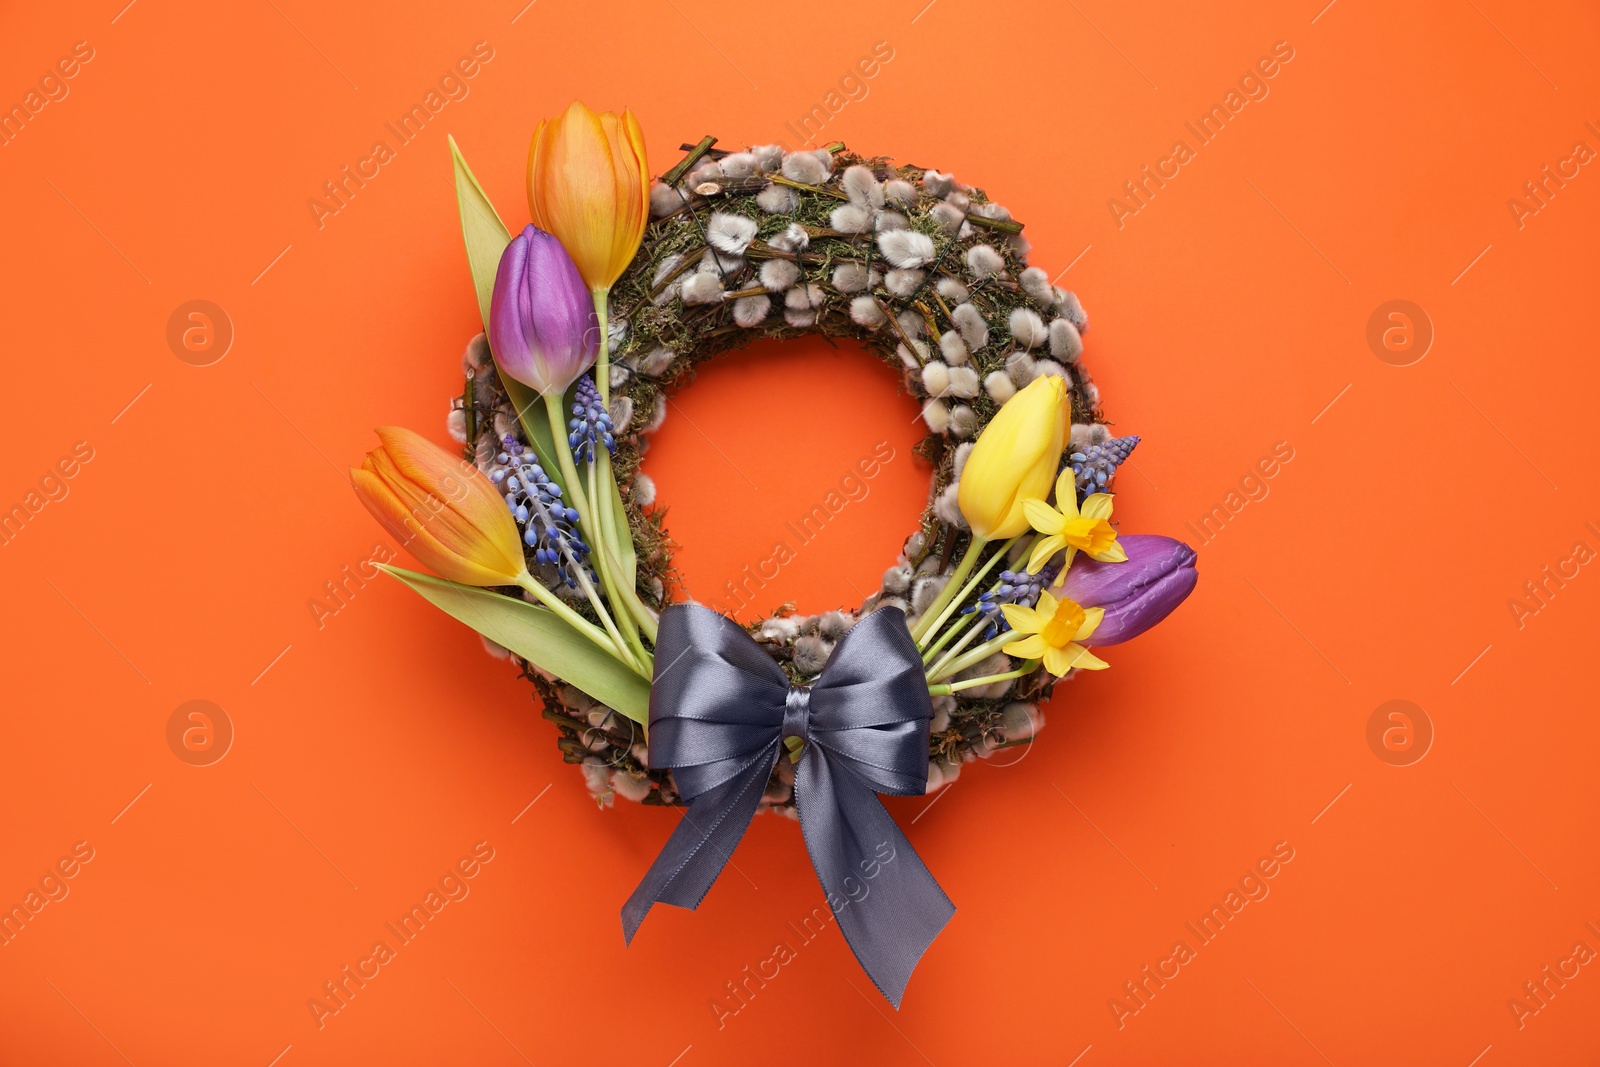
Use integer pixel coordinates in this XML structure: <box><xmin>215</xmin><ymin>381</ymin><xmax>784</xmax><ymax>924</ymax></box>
<box><xmin>502</xmin><ymin>376</ymin><xmax>557</xmax><ymax>464</ymax></box>
<box><xmin>448</xmin><ymin>135</ymin><xmax>512</xmax><ymax>333</ymax></box>
<box><xmin>447</xmin><ymin>138</ymin><xmax>567</xmax><ymax>496</ymax></box>
<box><xmin>380</xmin><ymin>565</ymin><xmax>650</xmax><ymax>728</ymax></box>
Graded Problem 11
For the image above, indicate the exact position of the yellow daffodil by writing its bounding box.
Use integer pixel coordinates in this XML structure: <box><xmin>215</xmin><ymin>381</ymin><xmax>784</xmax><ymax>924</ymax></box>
<box><xmin>957</xmin><ymin>375</ymin><xmax>1069</xmax><ymax>540</ymax></box>
<box><xmin>1001</xmin><ymin>591</ymin><xmax>1109</xmax><ymax>676</ymax></box>
<box><xmin>1022</xmin><ymin>469</ymin><xmax>1127</xmax><ymax>575</ymax></box>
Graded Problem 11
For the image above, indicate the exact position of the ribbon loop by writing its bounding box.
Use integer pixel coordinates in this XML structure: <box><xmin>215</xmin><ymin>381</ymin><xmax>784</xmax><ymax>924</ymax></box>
<box><xmin>621</xmin><ymin>603</ymin><xmax>955</xmax><ymax>1008</ymax></box>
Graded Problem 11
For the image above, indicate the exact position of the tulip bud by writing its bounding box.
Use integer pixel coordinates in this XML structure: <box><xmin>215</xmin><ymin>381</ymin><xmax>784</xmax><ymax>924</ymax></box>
<box><xmin>350</xmin><ymin>427</ymin><xmax>527</xmax><ymax>587</ymax></box>
<box><xmin>527</xmin><ymin>100</ymin><xmax>649</xmax><ymax>293</ymax></box>
<box><xmin>956</xmin><ymin>375</ymin><xmax>1069</xmax><ymax>540</ymax></box>
<box><xmin>488</xmin><ymin>225</ymin><xmax>599</xmax><ymax>396</ymax></box>
<box><xmin>1063</xmin><ymin>535</ymin><xmax>1197</xmax><ymax>645</ymax></box>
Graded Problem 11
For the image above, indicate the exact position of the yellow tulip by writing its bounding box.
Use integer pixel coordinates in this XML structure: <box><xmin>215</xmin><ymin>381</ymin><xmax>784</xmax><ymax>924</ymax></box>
<box><xmin>350</xmin><ymin>427</ymin><xmax>527</xmax><ymax>587</ymax></box>
<box><xmin>527</xmin><ymin>100</ymin><xmax>649</xmax><ymax>293</ymax></box>
<box><xmin>957</xmin><ymin>374</ymin><xmax>1069</xmax><ymax>540</ymax></box>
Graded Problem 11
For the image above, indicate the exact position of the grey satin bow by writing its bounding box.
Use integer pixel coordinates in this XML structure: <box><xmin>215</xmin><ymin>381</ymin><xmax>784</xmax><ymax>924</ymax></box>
<box><xmin>621</xmin><ymin>603</ymin><xmax>955</xmax><ymax>1007</ymax></box>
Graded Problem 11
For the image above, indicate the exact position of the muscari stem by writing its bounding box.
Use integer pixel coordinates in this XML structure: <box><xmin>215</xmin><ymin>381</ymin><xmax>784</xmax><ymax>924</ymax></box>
<box><xmin>568</xmin><ymin>537</ymin><xmax>645</xmax><ymax>676</ymax></box>
<box><xmin>920</xmin><ymin>607</ymin><xmax>975</xmax><ymax>664</ymax></box>
<box><xmin>927</xmin><ymin>629</ymin><xmax>1018</xmax><ymax>683</ymax></box>
<box><xmin>511</xmin><ymin>572</ymin><xmax>635</xmax><ymax>665</ymax></box>
<box><xmin>602</xmin><ymin>534</ymin><xmax>661</xmax><ymax>644</ymax></box>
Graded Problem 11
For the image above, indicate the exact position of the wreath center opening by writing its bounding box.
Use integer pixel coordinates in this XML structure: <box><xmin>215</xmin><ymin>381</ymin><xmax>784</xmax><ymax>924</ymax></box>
<box><xmin>642</xmin><ymin>334</ymin><xmax>927</xmax><ymax>622</ymax></box>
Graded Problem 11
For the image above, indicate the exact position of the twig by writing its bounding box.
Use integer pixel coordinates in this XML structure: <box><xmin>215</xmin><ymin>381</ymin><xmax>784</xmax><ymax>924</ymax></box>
<box><xmin>769</xmin><ymin>174</ymin><xmax>848</xmax><ymax>200</ymax></box>
<box><xmin>662</xmin><ymin>135</ymin><xmax>718</xmax><ymax>186</ymax></box>
<box><xmin>966</xmin><ymin>213</ymin><xmax>1024</xmax><ymax>235</ymax></box>
<box><xmin>647</xmin><ymin>243</ymin><xmax>707</xmax><ymax>297</ymax></box>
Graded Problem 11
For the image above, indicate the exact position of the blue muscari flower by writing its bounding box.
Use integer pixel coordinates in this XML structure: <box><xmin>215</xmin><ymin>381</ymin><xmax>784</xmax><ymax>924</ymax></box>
<box><xmin>490</xmin><ymin>435</ymin><xmax>591</xmax><ymax>588</ymax></box>
<box><xmin>961</xmin><ymin>565</ymin><xmax>1059</xmax><ymax>637</ymax></box>
<box><xmin>568</xmin><ymin>375</ymin><xmax>615</xmax><ymax>464</ymax></box>
<box><xmin>1065</xmin><ymin>434</ymin><xmax>1140</xmax><ymax>499</ymax></box>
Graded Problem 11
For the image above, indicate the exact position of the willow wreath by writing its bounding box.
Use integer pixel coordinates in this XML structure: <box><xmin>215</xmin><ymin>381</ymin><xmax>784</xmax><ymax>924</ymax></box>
<box><xmin>352</xmin><ymin>104</ymin><xmax>1196</xmax><ymax>819</ymax></box>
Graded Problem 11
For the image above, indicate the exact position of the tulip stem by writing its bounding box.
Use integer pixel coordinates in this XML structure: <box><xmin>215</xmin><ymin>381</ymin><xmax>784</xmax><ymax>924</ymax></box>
<box><xmin>913</xmin><ymin>535</ymin><xmax>1020</xmax><ymax>650</ymax></box>
<box><xmin>541</xmin><ymin>392</ymin><xmax>642</xmax><ymax>675</ymax></box>
<box><xmin>920</xmin><ymin>558</ymin><xmax>1025</xmax><ymax>665</ymax></box>
<box><xmin>910</xmin><ymin>537</ymin><xmax>985</xmax><ymax>646</ymax></box>
<box><xmin>585</xmin><ymin>283</ymin><xmax>654</xmax><ymax>649</ymax></box>
<box><xmin>598</xmin><ymin>534</ymin><xmax>660</xmax><ymax>644</ymax></box>
<box><xmin>593</xmin><ymin>287</ymin><xmax>611</xmax><ymax>405</ymax></box>
<box><xmin>590</xmin><ymin>459</ymin><xmax>652</xmax><ymax>668</ymax></box>
<box><xmin>928</xmin><ymin>662</ymin><xmax>1037</xmax><ymax>695</ymax></box>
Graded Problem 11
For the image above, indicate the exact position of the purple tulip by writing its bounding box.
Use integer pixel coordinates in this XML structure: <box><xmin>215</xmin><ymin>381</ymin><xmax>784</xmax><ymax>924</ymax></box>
<box><xmin>1064</xmin><ymin>534</ymin><xmax>1197</xmax><ymax>646</ymax></box>
<box><xmin>488</xmin><ymin>225</ymin><xmax>598</xmax><ymax>396</ymax></box>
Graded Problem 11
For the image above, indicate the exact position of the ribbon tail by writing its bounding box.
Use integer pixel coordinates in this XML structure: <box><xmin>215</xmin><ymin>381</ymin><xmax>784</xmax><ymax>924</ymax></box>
<box><xmin>621</xmin><ymin>746</ymin><xmax>776</xmax><ymax>944</ymax></box>
<box><xmin>796</xmin><ymin>752</ymin><xmax>955</xmax><ymax>1008</ymax></box>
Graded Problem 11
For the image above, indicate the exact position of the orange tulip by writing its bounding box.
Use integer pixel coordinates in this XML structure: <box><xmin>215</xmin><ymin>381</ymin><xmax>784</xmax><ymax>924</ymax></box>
<box><xmin>527</xmin><ymin>100</ymin><xmax>649</xmax><ymax>293</ymax></box>
<box><xmin>351</xmin><ymin>427</ymin><xmax>527</xmax><ymax>587</ymax></box>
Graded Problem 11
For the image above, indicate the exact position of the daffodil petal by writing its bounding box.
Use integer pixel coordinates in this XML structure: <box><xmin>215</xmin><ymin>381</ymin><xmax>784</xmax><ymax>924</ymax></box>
<box><xmin>1027</xmin><ymin>535</ymin><xmax>1064</xmax><ymax>575</ymax></box>
<box><xmin>1081</xmin><ymin>493</ymin><xmax>1114</xmax><ymax>520</ymax></box>
<box><xmin>1034</xmin><ymin>590</ymin><xmax>1059</xmax><ymax>618</ymax></box>
<box><xmin>1000</xmin><ymin>603</ymin><xmax>1040</xmax><ymax>633</ymax></box>
<box><xmin>1091</xmin><ymin>541</ymin><xmax>1128</xmax><ymax>563</ymax></box>
<box><xmin>1053</xmin><ymin>469</ymin><xmax>1077</xmax><ymax>512</ymax></box>
<box><xmin>1069</xmin><ymin>645</ymin><xmax>1110</xmax><ymax>671</ymax></box>
<box><xmin>1041</xmin><ymin>644</ymin><xmax>1075</xmax><ymax>676</ymax></box>
<box><xmin>1004</xmin><ymin>634</ymin><xmax>1050</xmax><ymax>660</ymax></box>
<box><xmin>1022</xmin><ymin>497</ymin><xmax>1066</xmax><ymax>535</ymax></box>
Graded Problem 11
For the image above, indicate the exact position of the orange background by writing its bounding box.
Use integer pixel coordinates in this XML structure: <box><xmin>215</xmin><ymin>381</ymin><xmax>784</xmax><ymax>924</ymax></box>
<box><xmin>2</xmin><ymin>0</ymin><xmax>1598</xmax><ymax>1063</ymax></box>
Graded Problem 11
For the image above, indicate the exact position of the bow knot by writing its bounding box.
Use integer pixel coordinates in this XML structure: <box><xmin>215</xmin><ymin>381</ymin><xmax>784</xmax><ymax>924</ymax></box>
<box><xmin>622</xmin><ymin>604</ymin><xmax>956</xmax><ymax>1007</ymax></box>
<box><xmin>781</xmin><ymin>686</ymin><xmax>811</xmax><ymax>743</ymax></box>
